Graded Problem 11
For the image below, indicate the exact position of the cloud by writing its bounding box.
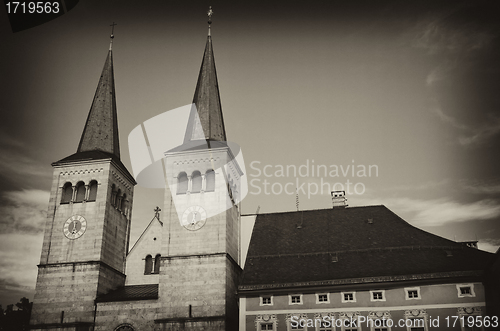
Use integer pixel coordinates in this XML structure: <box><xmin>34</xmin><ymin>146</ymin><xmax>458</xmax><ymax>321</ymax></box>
<box><xmin>354</xmin><ymin>196</ymin><xmax>500</xmax><ymax>227</ymax></box>
<box><xmin>0</xmin><ymin>232</ymin><xmax>42</xmax><ymax>306</ymax></box>
<box><xmin>412</xmin><ymin>9</ymin><xmax>495</xmax><ymax>57</ymax></box>
<box><xmin>0</xmin><ymin>134</ymin><xmax>51</xmax><ymax>186</ymax></box>
<box><xmin>462</xmin><ymin>180</ymin><xmax>500</xmax><ymax>195</ymax></box>
<box><xmin>457</xmin><ymin>117</ymin><xmax>500</xmax><ymax>146</ymax></box>
<box><xmin>0</xmin><ymin>189</ymin><xmax>50</xmax><ymax>234</ymax></box>
<box><xmin>431</xmin><ymin>107</ymin><xmax>500</xmax><ymax>147</ymax></box>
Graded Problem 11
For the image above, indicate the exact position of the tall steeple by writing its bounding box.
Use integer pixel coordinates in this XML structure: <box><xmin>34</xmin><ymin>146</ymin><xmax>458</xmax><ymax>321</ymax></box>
<box><xmin>77</xmin><ymin>23</ymin><xmax>120</xmax><ymax>158</ymax></box>
<box><xmin>184</xmin><ymin>6</ymin><xmax>227</xmax><ymax>143</ymax></box>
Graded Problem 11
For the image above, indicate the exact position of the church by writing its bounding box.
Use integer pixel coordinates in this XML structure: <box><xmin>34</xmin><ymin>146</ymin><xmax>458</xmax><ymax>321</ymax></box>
<box><xmin>29</xmin><ymin>10</ymin><xmax>499</xmax><ymax>331</ymax></box>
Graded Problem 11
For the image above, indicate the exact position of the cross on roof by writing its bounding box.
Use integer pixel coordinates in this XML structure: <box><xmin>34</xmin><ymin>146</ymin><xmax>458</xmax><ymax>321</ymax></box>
<box><xmin>154</xmin><ymin>206</ymin><xmax>161</xmax><ymax>220</ymax></box>
<box><xmin>110</xmin><ymin>22</ymin><xmax>117</xmax><ymax>38</ymax></box>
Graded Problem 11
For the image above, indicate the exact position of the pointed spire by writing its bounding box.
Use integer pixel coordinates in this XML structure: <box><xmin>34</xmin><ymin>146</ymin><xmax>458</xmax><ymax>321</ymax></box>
<box><xmin>184</xmin><ymin>7</ymin><xmax>227</xmax><ymax>143</ymax></box>
<box><xmin>77</xmin><ymin>25</ymin><xmax>120</xmax><ymax>158</ymax></box>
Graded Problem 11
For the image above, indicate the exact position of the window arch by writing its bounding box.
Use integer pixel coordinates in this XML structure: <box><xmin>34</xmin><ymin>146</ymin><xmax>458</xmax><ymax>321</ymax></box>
<box><xmin>191</xmin><ymin>171</ymin><xmax>202</xmax><ymax>193</ymax></box>
<box><xmin>116</xmin><ymin>189</ymin><xmax>122</xmax><ymax>210</ymax></box>
<box><xmin>74</xmin><ymin>182</ymin><xmax>86</xmax><ymax>203</ymax></box>
<box><xmin>61</xmin><ymin>182</ymin><xmax>72</xmax><ymax>204</ymax></box>
<box><xmin>88</xmin><ymin>180</ymin><xmax>98</xmax><ymax>201</ymax></box>
<box><xmin>111</xmin><ymin>184</ymin><xmax>117</xmax><ymax>206</ymax></box>
<box><xmin>205</xmin><ymin>170</ymin><xmax>215</xmax><ymax>192</ymax></box>
<box><xmin>144</xmin><ymin>255</ymin><xmax>153</xmax><ymax>275</ymax></box>
<box><xmin>154</xmin><ymin>254</ymin><xmax>161</xmax><ymax>274</ymax></box>
<box><xmin>177</xmin><ymin>172</ymin><xmax>188</xmax><ymax>195</ymax></box>
<box><xmin>121</xmin><ymin>194</ymin><xmax>127</xmax><ymax>213</ymax></box>
<box><xmin>114</xmin><ymin>324</ymin><xmax>135</xmax><ymax>331</ymax></box>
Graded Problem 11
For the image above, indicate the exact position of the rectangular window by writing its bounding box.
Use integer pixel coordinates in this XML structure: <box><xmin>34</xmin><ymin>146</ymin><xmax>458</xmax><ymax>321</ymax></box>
<box><xmin>405</xmin><ymin>287</ymin><xmax>421</xmax><ymax>300</ymax></box>
<box><xmin>289</xmin><ymin>294</ymin><xmax>303</xmax><ymax>305</ymax></box>
<box><xmin>457</xmin><ymin>284</ymin><xmax>476</xmax><ymax>298</ymax></box>
<box><xmin>344</xmin><ymin>319</ymin><xmax>359</xmax><ymax>331</ymax></box>
<box><xmin>370</xmin><ymin>290</ymin><xmax>385</xmax><ymax>301</ymax></box>
<box><xmin>261</xmin><ymin>323</ymin><xmax>273</xmax><ymax>330</ymax></box>
<box><xmin>316</xmin><ymin>293</ymin><xmax>330</xmax><ymax>304</ymax></box>
<box><xmin>342</xmin><ymin>291</ymin><xmax>356</xmax><ymax>303</ymax></box>
<box><xmin>408</xmin><ymin>318</ymin><xmax>425</xmax><ymax>331</ymax></box>
<box><xmin>460</xmin><ymin>287</ymin><xmax>471</xmax><ymax>295</ymax></box>
<box><xmin>260</xmin><ymin>296</ymin><xmax>272</xmax><ymax>306</ymax></box>
<box><xmin>319</xmin><ymin>320</ymin><xmax>333</xmax><ymax>331</ymax></box>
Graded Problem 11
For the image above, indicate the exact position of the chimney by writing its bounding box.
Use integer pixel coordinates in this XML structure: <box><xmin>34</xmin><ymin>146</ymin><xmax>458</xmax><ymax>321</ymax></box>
<box><xmin>331</xmin><ymin>190</ymin><xmax>347</xmax><ymax>208</ymax></box>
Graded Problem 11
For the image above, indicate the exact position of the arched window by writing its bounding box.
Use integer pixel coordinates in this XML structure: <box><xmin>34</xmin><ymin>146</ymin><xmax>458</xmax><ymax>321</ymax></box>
<box><xmin>75</xmin><ymin>182</ymin><xmax>86</xmax><ymax>203</ymax></box>
<box><xmin>88</xmin><ymin>180</ymin><xmax>98</xmax><ymax>201</ymax></box>
<box><xmin>61</xmin><ymin>182</ymin><xmax>72</xmax><ymax>204</ymax></box>
<box><xmin>116</xmin><ymin>189</ymin><xmax>122</xmax><ymax>210</ymax></box>
<box><xmin>111</xmin><ymin>184</ymin><xmax>117</xmax><ymax>206</ymax></box>
<box><xmin>154</xmin><ymin>254</ymin><xmax>161</xmax><ymax>274</ymax></box>
<box><xmin>177</xmin><ymin>172</ymin><xmax>188</xmax><ymax>195</ymax></box>
<box><xmin>191</xmin><ymin>171</ymin><xmax>202</xmax><ymax>193</ymax></box>
<box><xmin>114</xmin><ymin>324</ymin><xmax>135</xmax><ymax>331</ymax></box>
<box><xmin>144</xmin><ymin>255</ymin><xmax>153</xmax><ymax>275</ymax></box>
<box><xmin>205</xmin><ymin>170</ymin><xmax>215</xmax><ymax>192</ymax></box>
<box><xmin>121</xmin><ymin>193</ymin><xmax>127</xmax><ymax>213</ymax></box>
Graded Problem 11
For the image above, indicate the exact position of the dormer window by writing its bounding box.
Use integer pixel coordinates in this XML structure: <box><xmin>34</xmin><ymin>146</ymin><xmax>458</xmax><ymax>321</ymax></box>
<box><xmin>457</xmin><ymin>284</ymin><xmax>475</xmax><ymax>298</ymax></box>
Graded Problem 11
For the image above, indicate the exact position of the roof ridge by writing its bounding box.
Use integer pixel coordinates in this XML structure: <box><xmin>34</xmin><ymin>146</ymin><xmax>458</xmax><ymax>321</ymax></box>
<box><xmin>250</xmin><ymin>205</ymin><xmax>386</xmax><ymax>217</ymax></box>
<box><xmin>246</xmin><ymin>245</ymin><xmax>474</xmax><ymax>260</ymax></box>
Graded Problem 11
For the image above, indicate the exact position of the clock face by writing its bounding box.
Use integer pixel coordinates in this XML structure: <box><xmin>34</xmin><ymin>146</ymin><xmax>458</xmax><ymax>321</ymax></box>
<box><xmin>63</xmin><ymin>215</ymin><xmax>87</xmax><ymax>239</ymax></box>
<box><xmin>182</xmin><ymin>206</ymin><xmax>207</xmax><ymax>231</ymax></box>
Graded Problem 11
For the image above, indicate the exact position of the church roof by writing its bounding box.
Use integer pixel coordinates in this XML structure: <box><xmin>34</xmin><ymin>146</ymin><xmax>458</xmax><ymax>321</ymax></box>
<box><xmin>127</xmin><ymin>215</ymin><xmax>163</xmax><ymax>256</ymax></box>
<box><xmin>239</xmin><ymin>205</ymin><xmax>494</xmax><ymax>291</ymax></box>
<box><xmin>96</xmin><ymin>284</ymin><xmax>158</xmax><ymax>303</ymax></box>
<box><xmin>183</xmin><ymin>34</ymin><xmax>227</xmax><ymax>143</ymax></box>
<box><xmin>77</xmin><ymin>47</ymin><xmax>120</xmax><ymax>158</ymax></box>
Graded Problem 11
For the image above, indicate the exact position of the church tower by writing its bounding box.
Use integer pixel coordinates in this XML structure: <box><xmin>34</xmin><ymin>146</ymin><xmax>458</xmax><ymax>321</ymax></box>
<box><xmin>157</xmin><ymin>8</ymin><xmax>242</xmax><ymax>330</ymax></box>
<box><xmin>30</xmin><ymin>29</ymin><xmax>136</xmax><ymax>331</ymax></box>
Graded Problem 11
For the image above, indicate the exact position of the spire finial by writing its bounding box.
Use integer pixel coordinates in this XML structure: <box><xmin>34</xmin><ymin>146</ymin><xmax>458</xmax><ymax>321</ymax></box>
<box><xmin>109</xmin><ymin>22</ymin><xmax>117</xmax><ymax>50</ymax></box>
<box><xmin>207</xmin><ymin>6</ymin><xmax>213</xmax><ymax>36</ymax></box>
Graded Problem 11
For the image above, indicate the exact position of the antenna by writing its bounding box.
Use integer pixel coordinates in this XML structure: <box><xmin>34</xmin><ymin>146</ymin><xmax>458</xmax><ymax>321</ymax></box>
<box><xmin>255</xmin><ymin>205</ymin><xmax>260</xmax><ymax>214</ymax></box>
<box><xmin>295</xmin><ymin>187</ymin><xmax>299</xmax><ymax>211</ymax></box>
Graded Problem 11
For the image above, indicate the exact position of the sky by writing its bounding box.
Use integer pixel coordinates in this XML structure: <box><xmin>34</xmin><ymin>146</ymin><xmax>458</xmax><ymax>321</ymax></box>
<box><xmin>1</xmin><ymin>0</ymin><xmax>500</xmax><ymax>308</ymax></box>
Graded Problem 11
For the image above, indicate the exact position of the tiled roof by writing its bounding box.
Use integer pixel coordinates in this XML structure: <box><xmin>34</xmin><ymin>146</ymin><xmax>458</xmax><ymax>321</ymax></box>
<box><xmin>96</xmin><ymin>284</ymin><xmax>158</xmax><ymax>303</ymax></box>
<box><xmin>240</xmin><ymin>206</ymin><xmax>494</xmax><ymax>289</ymax></box>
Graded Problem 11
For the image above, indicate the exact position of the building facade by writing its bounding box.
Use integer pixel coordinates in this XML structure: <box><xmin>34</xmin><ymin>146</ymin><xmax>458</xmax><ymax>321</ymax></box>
<box><xmin>29</xmin><ymin>14</ymin><xmax>497</xmax><ymax>331</ymax></box>
<box><xmin>238</xmin><ymin>207</ymin><xmax>495</xmax><ymax>331</ymax></box>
